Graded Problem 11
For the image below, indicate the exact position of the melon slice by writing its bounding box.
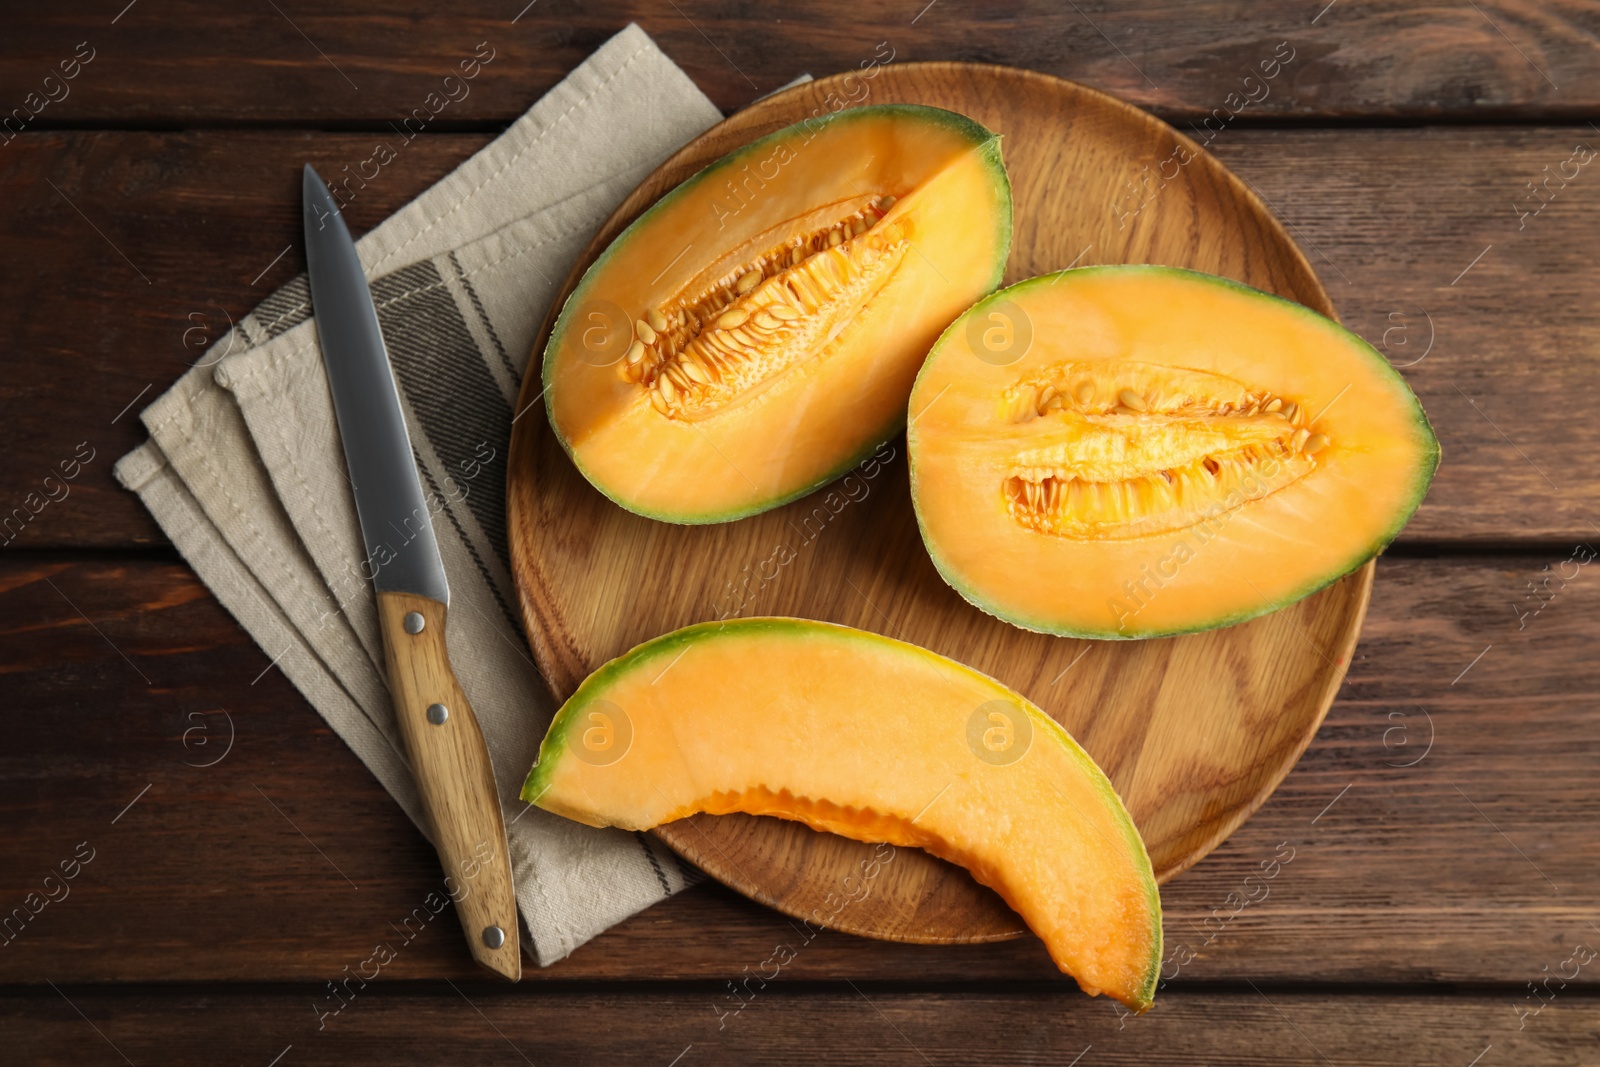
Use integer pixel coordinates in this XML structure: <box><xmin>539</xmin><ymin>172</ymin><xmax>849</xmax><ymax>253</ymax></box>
<box><xmin>522</xmin><ymin>617</ymin><xmax>1162</xmax><ymax>1010</ymax></box>
<box><xmin>542</xmin><ymin>104</ymin><xmax>1012</xmax><ymax>523</ymax></box>
<box><xmin>908</xmin><ymin>266</ymin><xmax>1440</xmax><ymax>638</ymax></box>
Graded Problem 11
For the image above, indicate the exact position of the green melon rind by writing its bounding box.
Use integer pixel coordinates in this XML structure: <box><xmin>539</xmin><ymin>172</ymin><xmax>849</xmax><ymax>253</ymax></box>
<box><xmin>541</xmin><ymin>103</ymin><xmax>1013</xmax><ymax>525</ymax></box>
<box><xmin>906</xmin><ymin>265</ymin><xmax>1442</xmax><ymax>641</ymax></box>
<box><xmin>520</xmin><ymin>615</ymin><xmax>1161</xmax><ymax>1009</ymax></box>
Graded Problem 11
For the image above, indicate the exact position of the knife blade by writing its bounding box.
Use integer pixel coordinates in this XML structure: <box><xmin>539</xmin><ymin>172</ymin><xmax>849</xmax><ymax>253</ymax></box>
<box><xmin>302</xmin><ymin>164</ymin><xmax>521</xmax><ymax>982</ymax></box>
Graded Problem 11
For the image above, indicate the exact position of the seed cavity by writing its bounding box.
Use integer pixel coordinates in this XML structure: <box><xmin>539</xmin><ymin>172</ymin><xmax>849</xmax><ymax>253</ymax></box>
<box><xmin>999</xmin><ymin>361</ymin><xmax>1329</xmax><ymax>540</ymax></box>
<box><xmin>624</xmin><ymin>198</ymin><xmax>907</xmax><ymax>420</ymax></box>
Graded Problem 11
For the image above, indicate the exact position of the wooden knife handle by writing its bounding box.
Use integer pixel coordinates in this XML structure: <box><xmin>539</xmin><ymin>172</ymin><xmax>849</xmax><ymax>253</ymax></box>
<box><xmin>377</xmin><ymin>590</ymin><xmax>522</xmax><ymax>981</ymax></box>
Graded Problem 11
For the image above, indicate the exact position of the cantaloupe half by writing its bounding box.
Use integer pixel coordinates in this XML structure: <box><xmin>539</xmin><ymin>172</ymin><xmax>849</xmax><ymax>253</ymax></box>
<box><xmin>521</xmin><ymin>617</ymin><xmax>1162</xmax><ymax>1010</ymax></box>
<box><xmin>542</xmin><ymin>105</ymin><xmax>1012</xmax><ymax>523</ymax></box>
<box><xmin>908</xmin><ymin>266</ymin><xmax>1440</xmax><ymax>638</ymax></box>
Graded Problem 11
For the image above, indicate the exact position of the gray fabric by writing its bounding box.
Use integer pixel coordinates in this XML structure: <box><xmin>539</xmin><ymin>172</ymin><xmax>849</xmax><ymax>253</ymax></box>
<box><xmin>113</xmin><ymin>24</ymin><xmax>726</xmax><ymax>965</ymax></box>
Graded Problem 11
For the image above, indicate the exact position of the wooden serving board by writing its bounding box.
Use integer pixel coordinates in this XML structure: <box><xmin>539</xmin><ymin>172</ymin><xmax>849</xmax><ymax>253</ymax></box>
<box><xmin>507</xmin><ymin>63</ymin><xmax>1371</xmax><ymax>943</ymax></box>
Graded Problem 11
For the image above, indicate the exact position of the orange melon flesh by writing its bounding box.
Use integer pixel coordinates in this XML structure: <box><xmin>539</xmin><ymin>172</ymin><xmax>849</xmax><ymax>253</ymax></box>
<box><xmin>908</xmin><ymin>266</ymin><xmax>1440</xmax><ymax>638</ymax></box>
<box><xmin>543</xmin><ymin>105</ymin><xmax>1011</xmax><ymax>523</ymax></box>
<box><xmin>522</xmin><ymin>618</ymin><xmax>1162</xmax><ymax>1010</ymax></box>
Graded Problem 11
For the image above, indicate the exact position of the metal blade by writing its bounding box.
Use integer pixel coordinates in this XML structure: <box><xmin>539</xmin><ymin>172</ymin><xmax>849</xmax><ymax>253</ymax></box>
<box><xmin>302</xmin><ymin>164</ymin><xmax>449</xmax><ymax>605</ymax></box>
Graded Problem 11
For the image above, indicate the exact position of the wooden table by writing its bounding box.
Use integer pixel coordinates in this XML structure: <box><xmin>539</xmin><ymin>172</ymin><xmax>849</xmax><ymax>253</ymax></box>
<box><xmin>3</xmin><ymin>4</ymin><xmax>1597</xmax><ymax>1063</ymax></box>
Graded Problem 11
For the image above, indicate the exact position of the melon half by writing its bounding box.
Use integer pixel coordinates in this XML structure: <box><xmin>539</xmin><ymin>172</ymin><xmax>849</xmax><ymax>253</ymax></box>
<box><xmin>542</xmin><ymin>104</ymin><xmax>1012</xmax><ymax>523</ymax></box>
<box><xmin>908</xmin><ymin>266</ymin><xmax>1440</xmax><ymax>638</ymax></box>
<box><xmin>522</xmin><ymin>617</ymin><xmax>1163</xmax><ymax>1010</ymax></box>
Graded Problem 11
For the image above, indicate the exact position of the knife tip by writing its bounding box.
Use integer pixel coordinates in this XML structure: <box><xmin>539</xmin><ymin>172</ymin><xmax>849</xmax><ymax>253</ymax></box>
<box><xmin>302</xmin><ymin>164</ymin><xmax>341</xmax><ymax>233</ymax></box>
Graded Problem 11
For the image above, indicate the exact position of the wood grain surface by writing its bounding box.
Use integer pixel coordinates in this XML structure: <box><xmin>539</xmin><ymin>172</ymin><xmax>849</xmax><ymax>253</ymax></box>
<box><xmin>0</xmin><ymin>985</ymin><xmax>1585</xmax><ymax>1066</ymax></box>
<box><xmin>2</xmin><ymin>552</ymin><xmax>1593</xmax><ymax>985</ymax></box>
<box><xmin>6</xmin><ymin>124</ymin><xmax>1599</xmax><ymax>550</ymax></box>
<box><xmin>3</xmin><ymin>2</ymin><xmax>1597</xmax><ymax>123</ymax></box>
<box><xmin>506</xmin><ymin>60</ymin><xmax>1377</xmax><ymax>944</ymax></box>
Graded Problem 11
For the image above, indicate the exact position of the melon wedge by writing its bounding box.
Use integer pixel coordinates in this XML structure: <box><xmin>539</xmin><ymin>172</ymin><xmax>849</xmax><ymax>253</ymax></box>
<box><xmin>522</xmin><ymin>617</ymin><xmax>1162</xmax><ymax>1010</ymax></box>
<box><xmin>542</xmin><ymin>104</ymin><xmax>1012</xmax><ymax>523</ymax></box>
<box><xmin>908</xmin><ymin>266</ymin><xmax>1441</xmax><ymax>638</ymax></box>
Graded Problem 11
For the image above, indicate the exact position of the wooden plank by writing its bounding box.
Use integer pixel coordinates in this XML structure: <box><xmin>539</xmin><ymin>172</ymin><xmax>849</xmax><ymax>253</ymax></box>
<box><xmin>1</xmin><ymin>2</ymin><xmax>1596</xmax><ymax>124</ymax></box>
<box><xmin>0</xmin><ymin>130</ymin><xmax>489</xmax><ymax>551</ymax></box>
<box><xmin>2</xmin><ymin>551</ymin><xmax>1595</xmax><ymax>984</ymax></box>
<box><xmin>0</xmin><ymin>984</ymin><xmax>1578</xmax><ymax>1066</ymax></box>
<box><xmin>2</xmin><ymin>126</ymin><xmax>1595</xmax><ymax>549</ymax></box>
<box><xmin>1206</xmin><ymin>127</ymin><xmax>1600</xmax><ymax>548</ymax></box>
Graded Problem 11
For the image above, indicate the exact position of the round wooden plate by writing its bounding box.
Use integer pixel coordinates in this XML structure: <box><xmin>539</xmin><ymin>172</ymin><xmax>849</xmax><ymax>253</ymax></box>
<box><xmin>507</xmin><ymin>63</ymin><xmax>1371</xmax><ymax>943</ymax></box>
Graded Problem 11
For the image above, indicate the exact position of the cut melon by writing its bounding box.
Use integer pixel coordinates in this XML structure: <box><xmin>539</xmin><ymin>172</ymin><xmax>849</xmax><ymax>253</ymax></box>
<box><xmin>542</xmin><ymin>104</ymin><xmax>1012</xmax><ymax>523</ymax></box>
<box><xmin>908</xmin><ymin>266</ymin><xmax>1440</xmax><ymax>638</ymax></box>
<box><xmin>522</xmin><ymin>617</ymin><xmax>1162</xmax><ymax>1010</ymax></box>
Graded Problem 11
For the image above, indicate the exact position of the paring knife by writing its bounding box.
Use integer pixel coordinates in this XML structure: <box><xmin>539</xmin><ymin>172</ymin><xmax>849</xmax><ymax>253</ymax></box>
<box><xmin>301</xmin><ymin>165</ymin><xmax>521</xmax><ymax>981</ymax></box>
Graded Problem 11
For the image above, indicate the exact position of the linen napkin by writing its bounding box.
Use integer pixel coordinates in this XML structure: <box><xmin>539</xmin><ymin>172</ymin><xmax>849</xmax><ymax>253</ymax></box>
<box><xmin>113</xmin><ymin>24</ymin><xmax>731</xmax><ymax>965</ymax></box>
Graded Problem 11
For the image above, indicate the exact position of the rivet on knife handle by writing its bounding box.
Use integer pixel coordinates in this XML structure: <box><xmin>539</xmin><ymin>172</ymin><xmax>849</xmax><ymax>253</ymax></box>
<box><xmin>378</xmin><ymin>590</ymin><xmax>522</xmax><ymax>982</ymax></box>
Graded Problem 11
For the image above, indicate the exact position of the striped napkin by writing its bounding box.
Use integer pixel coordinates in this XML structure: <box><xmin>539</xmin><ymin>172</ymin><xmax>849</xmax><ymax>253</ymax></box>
<box><xmin>113</xmin><ymin>25</ymin><xmax>728</xmax><ymax>965</ymax></box>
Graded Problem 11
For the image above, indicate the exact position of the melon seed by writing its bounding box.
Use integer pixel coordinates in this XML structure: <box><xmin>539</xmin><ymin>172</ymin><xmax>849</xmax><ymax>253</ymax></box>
<box><xmin>658</xmin><ymin>373</ymin><xmax>680</xmax><ymax>402</ymax></box>
<box><xmin>1264</xmin><ymin>398</ymin><xmax>1283</xmax><ymax>413</ymax></box>
<box><xmin>879</xmin><ymin>195</ymin><xmax>897</xmax><ymax>209</ymax></box>
<box><xmin>1074</xmin><ymin>382</ymin><xmax>1094</xmax><ymax>404</ymax></box>
<box><xmin>827</xmin><ymin>229</ymin><xmax>844</xmax><ymax>247</ymax></box>
<box><xmin>735</xmin><ymin>271</ymin><xmax>761</xmax><ymax>295</ymax></box>
<box><xmin>635</xmin><ymin>319</ymin><xmax>657</xmax><ymax>345</ymax></box>
<box><xmin>769</xmin><ymin>303</ymin><xmax>801</xmax><ymax>321</ymax></box>
<box><xmin>646</xmin><ymin>308</ymin><xmax>668</xmax><ymax>332</ymax></box>
<box><xmin>1283</xmin><ymin>402</ymin><xmax>1299</xmax><ymax>422</ymax></box>
<box><xmin>1303</xmin><ymin>433</ymin><xmax>1330</xmax><ymax>455</ymax></box>
<box><xmin>851</xmin><ymin>218</ymin><xmax>868</xmax><ymax>236</ymax></box>
<box><xmin>682</xmin><ymin>358</ymin><xmax>710</xmax><ymax>384</ymax></box>
<box><xmin>625</xmin><ymin>340</ymin><xmax>647</xmax><ymax>366</ymax></box>
<box><xmin>1118</xmin><ymin>388</ymin><xmax>1148</xmax><ymax>412</ymax></box>
<box><xmin>754</xmin><ymin>309</ymin><xmax>782</xmax><ymax>330</ymax></box>
<box><xmin>717</xmin><ymin>308</ymin><xmax>749</xmax><ymax>330</ymax></box>
<box><xmin>649</xmin><ymin>388</ymin><xmax>669</xmax><ymax>415</ymax></box>
<box><xmin>1292</xmin><ymin>428</ymin><xmax>1309</xmax><ymax>450</ymax></box>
